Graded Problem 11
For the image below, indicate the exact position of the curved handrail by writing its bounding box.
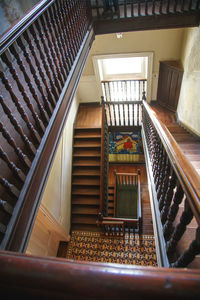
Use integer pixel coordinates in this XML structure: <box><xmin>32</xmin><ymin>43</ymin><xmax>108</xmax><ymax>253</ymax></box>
<box><xmin>143</xmin><ymin>101</ymin><xmax>200</xmax><ymax>224</ymax></box>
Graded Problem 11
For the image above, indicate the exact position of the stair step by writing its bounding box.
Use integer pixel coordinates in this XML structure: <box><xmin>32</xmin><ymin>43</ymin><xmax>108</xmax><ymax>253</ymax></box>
<box><xmin>73</xmin><ymin>162</ymin><xmax>100</xmax><ymax>167</ymax></box>
<box><xmin>72</xmin><ymin>198</ymin><xmax>100</xmax><ymax>205</ymax></box>
<box><xmin>72</xmin><ymin>188</ymin><xmax>100</xmax><ymax>195</ymax></box>
<box><xmin>72</xmin><ymin>207</ymin><xmax>99</xmax><ymax>215</ymax></box>
<box><xmin>74</xmin><ymin>143</ymin><xmax>101</xmax><ymax>148</ymax></box>
<box><xmin>73</xmin><ymin>171</ymin><xmax>100</xmax><ymax>176</ymax></box>
<box><xmin>74</xmin><ymin>135</ymin><xmax>101</xmax><ymax>139</ymax></box>
<box><xmin>72</xmin><ymin>215</ymin><xmax>97</xmax><ymax>225</ymax></box>
<box><xmin>75</xmin><ymin>128</ymin><xmax>101</xmax><ymax>136</ymax></box>
<box><xmin>72</xmin><ymin>178</ymin><xmax>100</xmax><ymax>186</ymax></box>
<box><xmin>72</xmin><ymin>224</ymin><xmax>102</xmax><ymax>232</ymax></box>
<box><xmin>73</xmin><ymin>148</ymin><xmax>101</xmax><ymax>156</ymax></box>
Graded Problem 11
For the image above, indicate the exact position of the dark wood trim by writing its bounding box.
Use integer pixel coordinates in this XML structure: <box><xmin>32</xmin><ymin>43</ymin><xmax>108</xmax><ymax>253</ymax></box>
<box><xmin>2</xmin><ymin>27</ymin><xmax>95</xmax><ymax>252</ymax></box>
<box><xmin>94</xmin><ymin>12</ymin><xmax>200</xmax><ymax>35</ymax></box>
<box><xmin>176</xmin><ymin>116</ymin><xmax>200</xmax><ymax>141</ymax></box>
<box><xmin>0</xmin><ymin>251</ymin><xmax>200</xmax><ymax>299</ymax></box>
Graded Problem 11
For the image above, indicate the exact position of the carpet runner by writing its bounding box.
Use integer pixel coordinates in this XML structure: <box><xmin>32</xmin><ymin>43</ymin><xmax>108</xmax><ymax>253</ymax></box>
<box><xmin>66</xmin><ymin>231</ymin><xmax>157</xmax><ymax>266</ymax></box>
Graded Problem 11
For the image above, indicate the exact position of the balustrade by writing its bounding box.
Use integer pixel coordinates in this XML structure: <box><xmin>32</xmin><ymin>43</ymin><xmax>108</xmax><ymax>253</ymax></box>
<box><xmin>0</xmin><ymin>0</ymin><xmax>91</xmax><ymax>251</ymax></box>
<box><xmin>143</xmin><ymin>101</ymin><xmax>200</xmax><ymax>268</ymax></box>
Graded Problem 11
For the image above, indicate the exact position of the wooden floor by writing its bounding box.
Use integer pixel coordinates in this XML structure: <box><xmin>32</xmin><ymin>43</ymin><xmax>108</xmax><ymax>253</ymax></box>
<box><xmin>151</xmin><ymin>103</ymin><xmax>200</xmax><ymax>176</ymax></box>
<box><xmin>108</xmin><ymin>164</ymin><xmax>154</xmax><ymax>235</ymax></box>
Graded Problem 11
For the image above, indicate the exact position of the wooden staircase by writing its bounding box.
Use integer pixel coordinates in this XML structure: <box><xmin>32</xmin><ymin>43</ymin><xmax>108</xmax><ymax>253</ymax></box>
<box><xmin>71</xmin><ymin>127</ymin><xmax>102</xmax><ymax>231</ymax></box>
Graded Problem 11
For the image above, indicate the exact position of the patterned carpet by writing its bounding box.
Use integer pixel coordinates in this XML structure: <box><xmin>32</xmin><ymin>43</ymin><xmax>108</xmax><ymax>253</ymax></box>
<box><xmin>66</xmin><ymin>231</ymin><xmax>157</xmax><ymax>266</ymax></box>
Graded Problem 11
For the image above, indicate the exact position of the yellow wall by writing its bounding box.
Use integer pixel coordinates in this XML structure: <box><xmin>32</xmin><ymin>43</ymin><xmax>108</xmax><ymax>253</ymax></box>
<box><xmin>177</xmin><ymin>26</ymin><xmax>200</xmax><ymax>136</ymax></box>
<box><xmin>78</xmin><ymin>28</ymin><xmax>184</xmax><ymax>102</ymax></box>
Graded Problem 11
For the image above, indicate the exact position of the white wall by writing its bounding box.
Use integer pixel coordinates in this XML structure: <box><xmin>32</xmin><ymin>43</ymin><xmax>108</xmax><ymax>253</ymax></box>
<box><xmin>177</xmin><ymin>26</ymin><xmax>200</xmax><ymax>136</ymax></box>
<box><xmin>41</xmin><ymin>93</ymin><xmax>80</xmax><ymax>233</ymax></box>
<box><xmin>78</xmin><ymin>28</ymin><xmax>184</xmax><ymax>102</ymax></box>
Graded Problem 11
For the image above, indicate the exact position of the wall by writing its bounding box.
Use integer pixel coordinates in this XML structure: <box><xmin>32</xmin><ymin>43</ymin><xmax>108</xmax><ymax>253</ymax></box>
<box><xmin>78</xmin><ymin>28</ymin><xmax>184</xmax><ymax>102</ymax></box>
<box><xmin>177</xmin><ymin>26</ymin><xmax>200</xmax><ymax>136</ymax></box>
<box><xmin>27</xmin><ymin>93</ymin><xmax>80</xmax><ymax>256</ymax></box>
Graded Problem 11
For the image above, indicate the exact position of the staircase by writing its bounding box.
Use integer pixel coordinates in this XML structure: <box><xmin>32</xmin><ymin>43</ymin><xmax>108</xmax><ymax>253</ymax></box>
<box><xmin>71</xmin><ymin>127</ymin><xmax>102</xmax><ymax>231</ymax></box>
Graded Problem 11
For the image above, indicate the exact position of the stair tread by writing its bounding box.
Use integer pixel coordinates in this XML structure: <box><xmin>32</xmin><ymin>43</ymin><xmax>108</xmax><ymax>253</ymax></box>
<box><xmin>74</xmin><ymin>135</ymin><xmax>101</xmax><ymax>139</ymax></box>
<box><xmin>72</xmin><ymin>198</ymin><xmax>100</xmax><ymax>205</ymax></box>
<box><xmin>72</xmin><ymin>179</ymin><xmax>100</xmax><ymax>185</ymax></box>
<box><xmin>73</xmin><ymin>162</ymin><xmax>100</xmax><ymax>166</ymax></box>
<box><xmin>73</xmin><ymin>172</ymin><xmax>100</xmax><ymax>176</ymax></box>
<box><xmin>74</xmin><ymin>144</ymin><xmax>101</xmax><ymax>148</ymax></box>
<box><xmin>73</xmin><ymin>154</ymin><xmax>101</xmax><ymax>157</ymax></box>
<box><xmin>72</xmin><ymin>207</ymin><xmax>99</xmax><ymax>215</ymax></box>
<box><xmin>72</xmin><ymin>216</ymin><xmax>97</xmax><ymax>224</ymax></box>
<box><xmin>72</xmin><ymin>189</ymin><xmax>100</xmax><ymax>195</ymax></box>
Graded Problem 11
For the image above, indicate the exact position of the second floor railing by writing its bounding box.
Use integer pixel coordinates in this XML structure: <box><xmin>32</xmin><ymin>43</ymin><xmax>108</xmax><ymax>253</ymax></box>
<box><xmin>91</xmin><ymin>0</ymin><xmax>200</xmax><ymax>20</ymax></box>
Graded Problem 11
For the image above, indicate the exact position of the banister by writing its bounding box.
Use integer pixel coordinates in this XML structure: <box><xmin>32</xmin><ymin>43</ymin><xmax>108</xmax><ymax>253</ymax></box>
<box><xmin>143</xmin><ymin>101</ymin><xmax>200</xmax><ymax>224</ymax></box>
<box><xmin>0</xmin><ymin>251</ymin><xmax>200</xmax><ymax>299</ymax></box>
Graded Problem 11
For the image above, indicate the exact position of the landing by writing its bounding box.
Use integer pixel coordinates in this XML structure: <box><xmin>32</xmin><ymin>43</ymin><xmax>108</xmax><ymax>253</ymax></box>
<box><xmin>75</xmin><ymin>103</ymin><xmax>102</xmax><ymax>128</ymax></box>
<box><xmin>66</xmin><ymin>231</ymin><xmax>157</xmax><ymax>267</ymax></box>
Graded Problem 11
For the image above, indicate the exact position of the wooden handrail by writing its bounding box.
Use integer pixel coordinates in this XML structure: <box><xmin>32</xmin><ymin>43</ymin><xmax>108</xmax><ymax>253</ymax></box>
<box><xmin>143</xmin><ymin>101</ymin><xmax>200</xmax><ymax>224</ymax></box>
<box><xmin>0</xmin><ymin>251</ymin><xmax>200</xmax><ymax>299</ymax></box>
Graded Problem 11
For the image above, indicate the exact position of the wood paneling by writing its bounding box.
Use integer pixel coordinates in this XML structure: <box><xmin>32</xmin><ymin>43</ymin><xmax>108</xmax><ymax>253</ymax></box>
<box><xmin>26</xmin><ymin>204</ymin><xmax>69</xmax><ymax>257</ymax></box>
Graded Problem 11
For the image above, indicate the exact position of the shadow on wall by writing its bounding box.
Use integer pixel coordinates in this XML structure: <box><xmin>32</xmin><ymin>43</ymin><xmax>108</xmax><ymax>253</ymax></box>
<box><xmin>0</xmin><ymin>0</ymin><xmax>40</xmax><ymax>37</ymax></box>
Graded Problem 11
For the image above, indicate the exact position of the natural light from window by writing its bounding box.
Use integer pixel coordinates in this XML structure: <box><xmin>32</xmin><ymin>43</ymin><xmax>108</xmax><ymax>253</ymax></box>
<box><xmin>103</xmin><ymin>57</ymin><xmax>143</xmax><ymax>75</ymax></box>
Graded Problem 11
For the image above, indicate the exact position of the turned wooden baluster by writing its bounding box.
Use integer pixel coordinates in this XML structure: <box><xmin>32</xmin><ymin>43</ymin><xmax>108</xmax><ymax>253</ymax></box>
<box><xmin>49</xmin><ymin>4</ymin><xmax>71</xmax><ymax>73</ymax></box>
<box><xmin>17</xmin><ymin>36</ymin><xmax>53</xmax><ymax>117</ymax></box>
<box><xmin>26</xmin><ymin>27</ymin><xmax>59</xmax><ymax>103</ymax></box>
<box><xmin>9</xmin><ymin>42</ymin><xmax>49</xmax><ymax>124</ymax></box>
<box><xmin>34</xmin><ymin>21</ymin><xmax>62</xmax><ymax>93</ymax></box>
<box><xmin>0</xmin><ymin>146</ymin><xmax>26</xmax><ymax>183</ymax></box>
<box><xmin>63</xmin><ymin>0</ymin><xmax>78</xmax><ymax>58</ymax></box>
<box><xmin>45</xmin><ymin>8</ymin><xmax>69</xmax><ymax>79</ymax></box>
<box><xmin>0</xmin><ymin>63</ymin><xmax>41</xmax><ymax>145</ymax></box>
<box><xmin>0</xmin><ymin>122</ymin><xmax>31</xmax><ymax>170</ymax></box>
<box><xmin>1</xmin><ymin>50</ymin><xmax>45</xmax><ymax>134</ymax></box>
<box><xmin>155</xmin><ymin>151</ymin><xmax>166</xmax><ymax>192</ymax></box>
<box><xmin>108</xmin><ymin>103</ymin><xmax>112</xmax><ymax>126</ymax></box>
<box><xmin>171</xmin><ymin>227</ymin><xmax>200</xmax><ymax>268</ymax></box>
<box><xmin>160</xmin><ymin>170</ymin><xmax>177</xmax><ymax>224</ymax></box>
<box><xmin>0</xmin><ymin>199</ymin><xmax>13</xmax><ymax>216</ymax></box>
<box><xmin>112</xmin><ymin>104</ymin><xmax>117</xmax><ymax>126</ymax></box>
<box><xmin>167</xmin><ymin>200</ymin><xmax>194</xmax><ymax>255</ymax></box>
<box><xmin>163</xmin><ymin>183</ymin><xmax>184</xmax><ymax>240</ymax></box>
<box><xmin>56</xmin><ymin>0</ymin><xmax>75</xmax><ymax>64</ymax></box>
<box><xmin>0</xmin><ymin>177</ymin><xmax>20</xmax><ymax>199</ymax></box>
<box><xmin>38</xmin><ymin>16</ymin><xmax>65</xmax><ymax>87</ymax></box>
<box><xmin>0</xmin><ymin>95</ymin><xmax>36</xmax><ymax>157</ymax></box>
<box><xmin>158</xmin><ymin>160</ymin><xmax>171</xmax><ymax>210</ymax></box>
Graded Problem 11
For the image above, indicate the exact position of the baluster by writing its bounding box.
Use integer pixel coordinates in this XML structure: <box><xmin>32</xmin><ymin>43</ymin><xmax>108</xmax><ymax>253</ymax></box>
<box><xmin>95</xmin><ymin>0</ymin><xmax>100</xmax><ymax>18</ymax></box>
<box><xmin>124</xmin><ymin>0</ymin><xmax>127</xmax><ymax>18</ymax></box>
<box><xmin>155</xmin><ymin>150</ymin><xmax>166</xmax><ymax>192</ymax></box>
<box><xmin>196</xmin><ymin>0</ymin><xmax>200</xmax><ymax>10</ymax></box>
<box><xmin>0</xmin><ymin>122</ymin><xmax>31</xmax><ymax>169</ymax></box>
<box><xmin>65</xmin><ymin>0</ymin><xmax>79</xmax><ymax>56</ymax></box>
<box><xmin>163</xmin><ymin>183</ymin><xmax>184</xmax><ymax>240</ymax></box>
<box><xmin>166</xmin><ymin>0</ymin><xmax>170</xmax><ymax>13</ymax></box>
<box><xmin>1</xmin><ymin>49</ymin><xmax>45</xmax><ymax>134</ymax></box>
<box><xmin>108</xmin><ymin>103</ymin><xmax>112</xmax><ymax>126</ymax></box>
<box><xmin>132</xmin><ymin>102</ymin><xmax>135</xmax><ymax>126</ymax></box>
<box><xmin>173</xmin><ymin>0</ymin><xmax>178</xmax><ymax>12</ymax></box>
<box><xmin>0</xmin><ymin>199</ymin><xmax>13</xmax><ymax>215</ymax></box>
<box><xmin>137</xmin><ymin>102</ymin><xmax>139</xmax><ymax>126</ymax></box>
<box><xmin>23</xmin><ymin>30</ymin><xmax>57</xmax><ymax>107</ymax></box>
<box><xmin>0</xmin><ymin>177</ymin><xmax>20</xmax><ymax>199</ymax></box>
<box><xmin>113</xmin><ymin>104</ymin><xmax>117</xmax><ymax>126</ymax></box>
<box><xmin>159</xmin><ymin>0</ymin><xmax>163</xmax><ymax>14</ymax></box>
<box><xmin>9</xmin><ymin>42</ymin><xmax>49</xmax><ymax>125</ymax></box>
<box><xmin>34</xmin><ymin>21</ymin><xmax>62</xmax><ymax>94</ymax></box>
<box><xmin>167</xmin><ymin>200</ymin><xmax>193</xmax><ymax>255</ymax></box>
<box><xmin>58</xmin><ymin>0</ymin><xmax>76</xmax><ymax>62</ymax></box>
<box><xmin>17</xmin><ymin>36</ymin><xmax>53</xmax><ymax>117</ymax></box>
<box><xmin>142</xmin><ymin>80</ymin><xmax>146</xmax><ymax>100</ymax></box>
<box><xmin>160</xmin><ymin>170</ymin><xmax>177</xmax><ymax>224</ymax></box>
<box><xmin>181</xmin><ymin>0</ymin><xmax>185</xmax><ymax>12</ymax></box>
<box><xmin>45</xmin><ymin>8</ymin><xmax>69</xmax><ymax>78</ymax></box>
<box><xmin>158</xmin><ymin>160</ymin><xmax>170</xmax><ymax>210</ymax></box>
<box><xmin>127</xmin><ymin>103</ymin><xmax>130</xmax><ymax>126</ymax></box>
<box><xmin>123</xmin><ymin>103</ymin><xmax>125</xmax><ymax>126</ymax></box>
<box><xmin>108</xmin><ymin>82</ymin><xmax>112</xmax><ymax>102</ymax></box>
<box><xmin>53</xmin><ymin>1</ymin><xmax>73</xmax><ymax>67</ymax></box>
<box><xmin>0</xmin><ymin>95</ymin><xmax>36</xmax><ymax>156</ymax></box>
<box><xmin>38</xmin><ymin>16</ymin><xmax>65</xmax><ymax>87</ymax></box>
<box><xmin>188</xmin><ymin>0</ymin><xmax>193</xmax><ymax>10</ymax></box>
<box><xmin>0</xmin><ymin>63</ymin><xmax>41</xmax><ymax>145</ymax></box>
<box><xmin>0</xmin><ymin>146</ymin><xmax>26</xmax><ymax>183</ymax></box>
<box><xmin>152</xmin><ymin>0</ymin><xmax>156</xmax><ymax>14</ymax></box>
<box><xmin>131</xmin><ymin>0</ymin><xmax>134</xmax><ymax>17</ymax></box>
<box><xmin>171</xmin><ymin>227</ymin><xmax>200</xmax><ymax>268</ymax></box>
<box><xmin>138</xmin><ymin>1</ymin><xmax>141</xmax><ymax>16</ymax></box>
<box><xmin>43</xmin><ymin>9</ymin><xmax>67</xmax><ymax>81</ymax></box>
<box><xmin>145</xmin><ymin>0</ymin><xmax>148</xmax><ymax>15</ymax></box>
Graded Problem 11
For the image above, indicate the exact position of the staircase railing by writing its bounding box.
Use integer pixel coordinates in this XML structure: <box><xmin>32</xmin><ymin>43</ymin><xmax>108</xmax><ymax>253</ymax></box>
<box><xmin>0</xmin><ymin>0</ymin><xmax>94</xmax><ymax>252</ymax></box>
<box><xmin>91</xmin><ymin>0</ymin><xmax>200</xmax><ymax>19</ymax></box>
<box><xmin>142</xmin><ymin>101</ymin><xmax>200</xmax><ymax>268</ymax></box>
